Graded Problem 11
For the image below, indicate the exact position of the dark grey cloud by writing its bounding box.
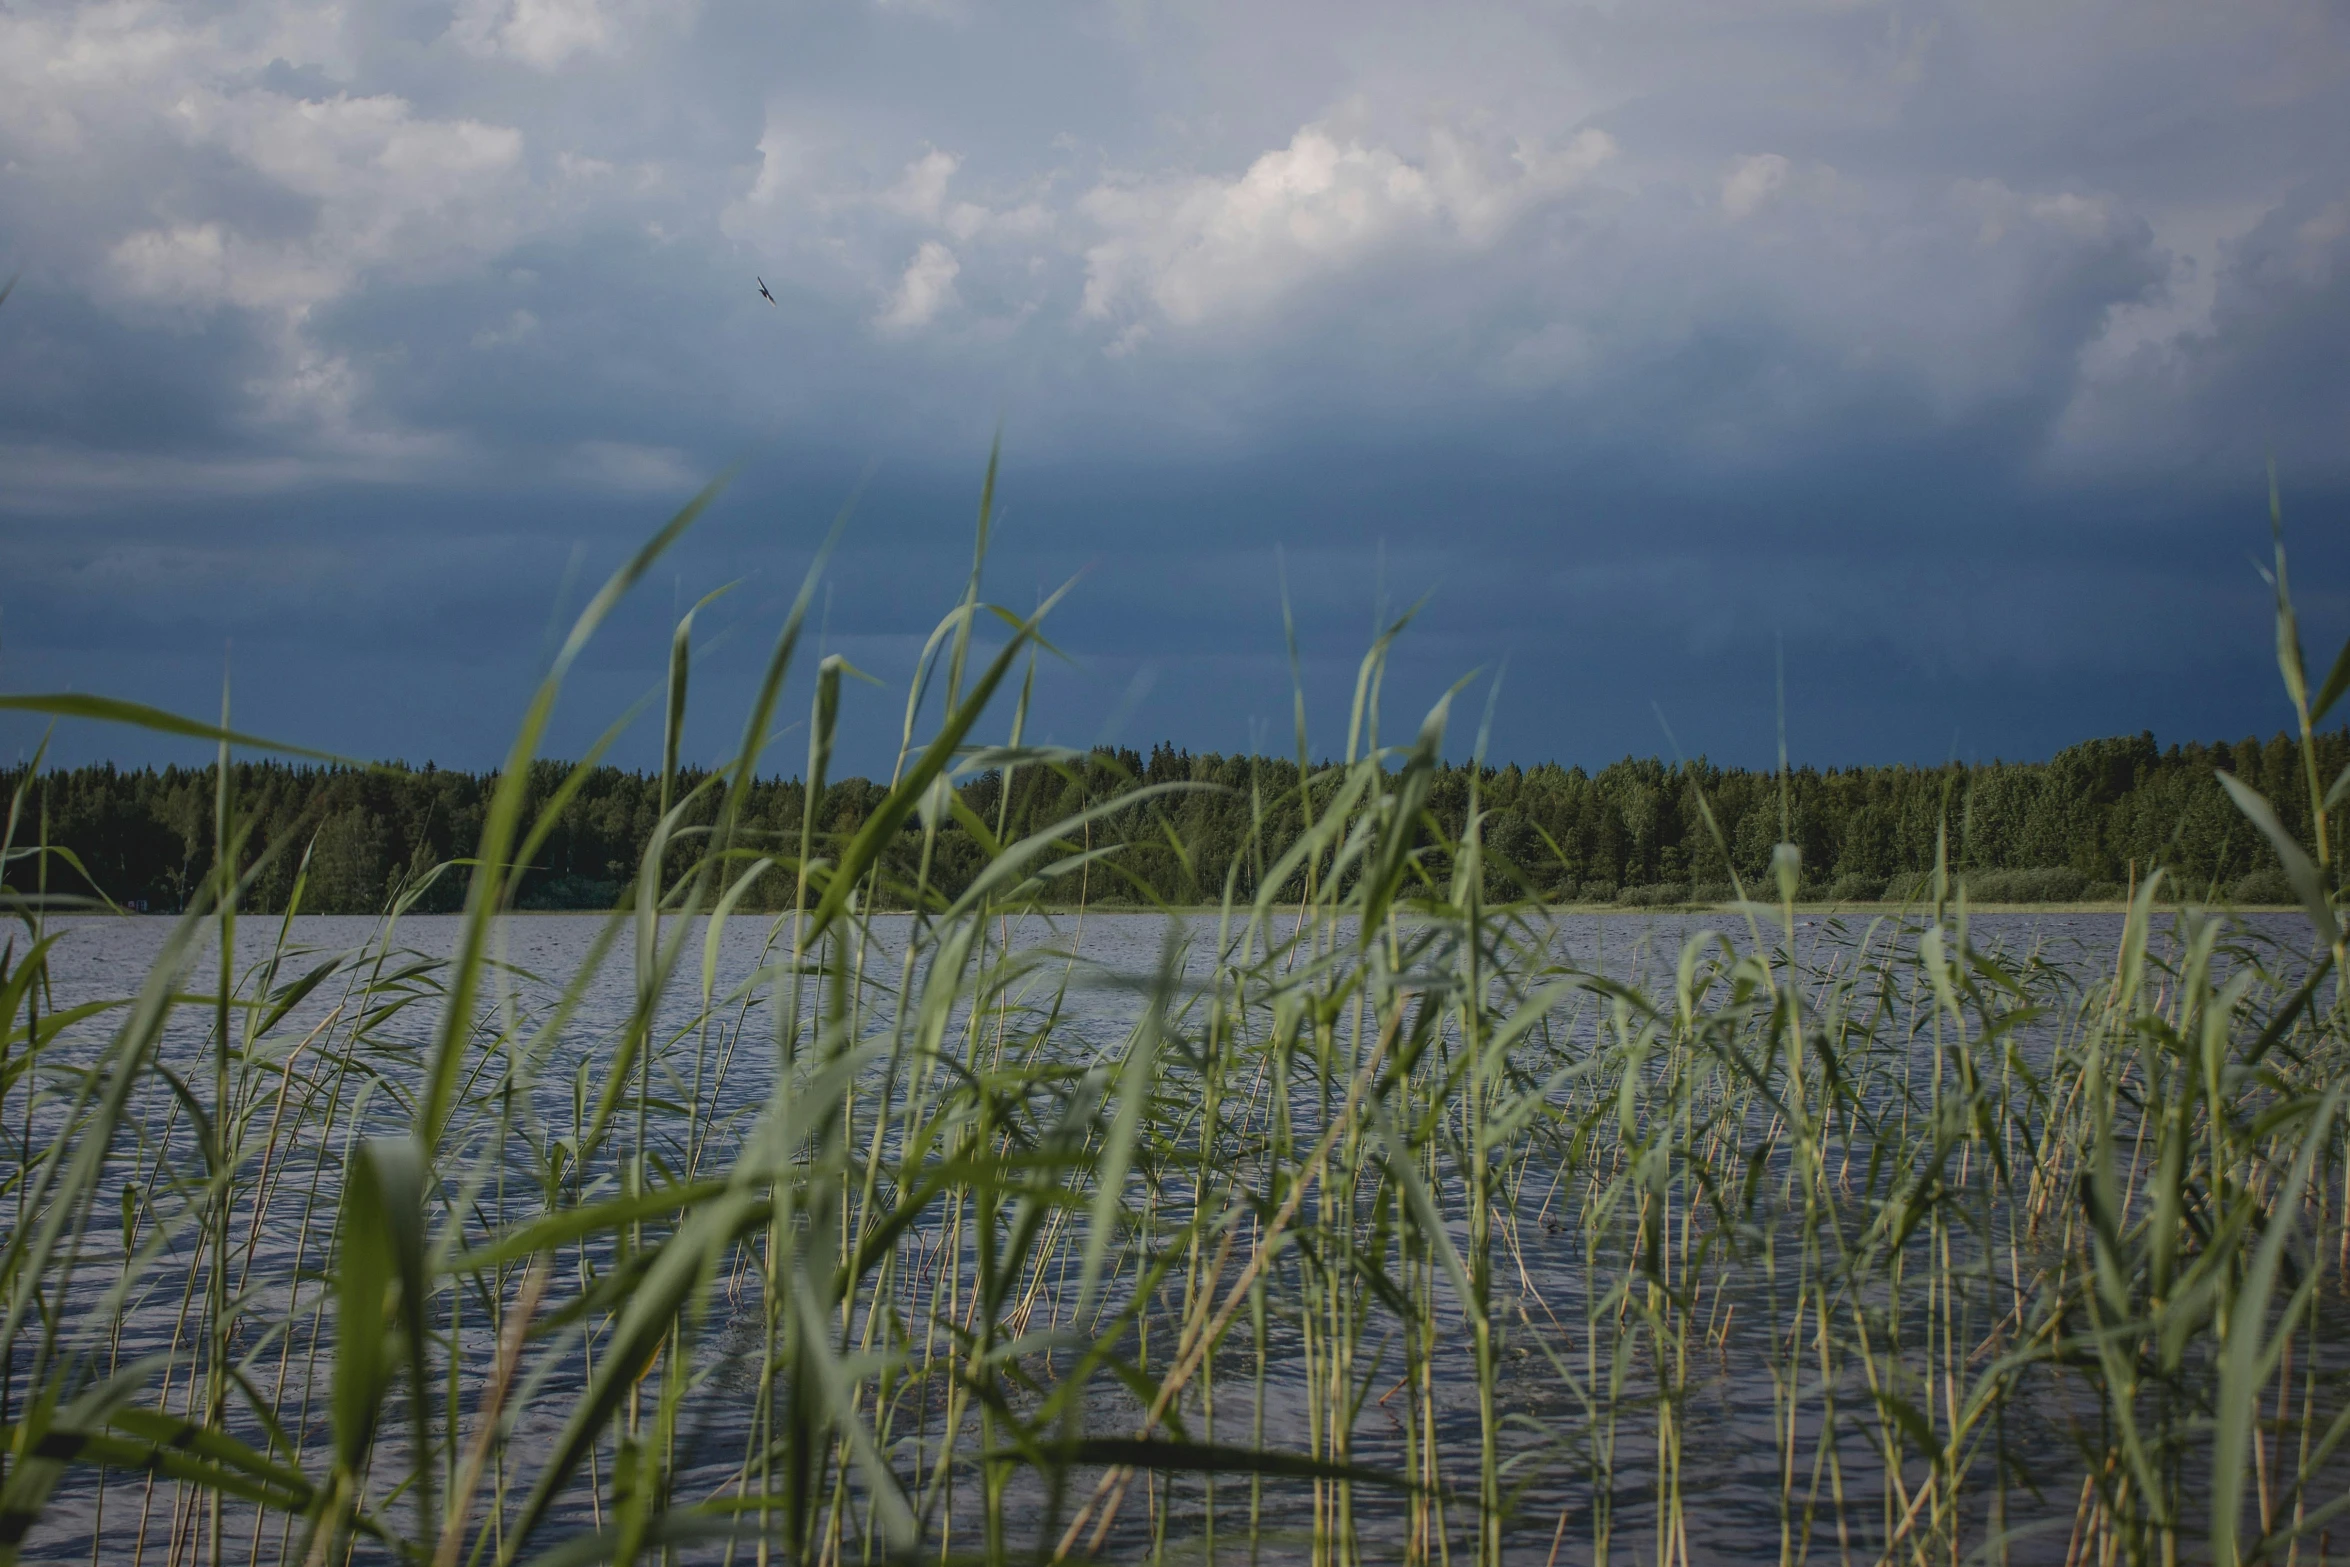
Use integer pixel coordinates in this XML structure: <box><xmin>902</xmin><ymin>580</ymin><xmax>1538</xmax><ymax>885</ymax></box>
<box><xmin>2</xmin><ymin>0</ymin><xmax>2346</xmax><ymax>777</ymax></box>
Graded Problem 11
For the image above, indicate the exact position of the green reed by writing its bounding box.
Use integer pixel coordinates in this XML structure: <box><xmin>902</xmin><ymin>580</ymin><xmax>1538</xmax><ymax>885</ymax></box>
<box><xmin>0</xmin><ymin>462</ymin><xmax>2347</xmax><ymax>1567</ymax></box>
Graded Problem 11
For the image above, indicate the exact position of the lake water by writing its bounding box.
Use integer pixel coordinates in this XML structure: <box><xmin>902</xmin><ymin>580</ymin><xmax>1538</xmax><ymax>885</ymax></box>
<box><xmin>9</xmin><ymin>905</ymin><xmax>2329</xmax><ymax>1564</ymax></box>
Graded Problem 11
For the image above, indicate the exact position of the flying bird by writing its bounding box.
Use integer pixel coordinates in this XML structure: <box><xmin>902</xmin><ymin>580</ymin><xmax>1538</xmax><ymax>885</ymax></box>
<box><xmin>756</xmin><ymin>277</ymin><xmax>775</xmax><ymax>305</ymax></box>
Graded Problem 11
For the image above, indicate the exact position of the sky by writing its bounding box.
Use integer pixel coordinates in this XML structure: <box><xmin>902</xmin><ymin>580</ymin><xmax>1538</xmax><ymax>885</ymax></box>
<box><xmin>3</xmin><ymin>0</ymin><xmax>2348</xmax><ymax>780</ymax></box>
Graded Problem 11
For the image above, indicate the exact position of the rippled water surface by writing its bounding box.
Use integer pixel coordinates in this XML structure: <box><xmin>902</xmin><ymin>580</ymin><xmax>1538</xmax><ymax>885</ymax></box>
<box><xmin>12</xmin><ymin>906</ymin><xmax>2333</xmax><ymax>1564</ymax></box>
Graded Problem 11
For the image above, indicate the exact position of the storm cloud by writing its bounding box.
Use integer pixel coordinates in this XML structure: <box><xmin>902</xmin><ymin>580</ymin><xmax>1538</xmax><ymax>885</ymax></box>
<box><xmin>2</xmin><ymin>0</ymin><xmax>2346</xmax><ymax>773</ymax></box>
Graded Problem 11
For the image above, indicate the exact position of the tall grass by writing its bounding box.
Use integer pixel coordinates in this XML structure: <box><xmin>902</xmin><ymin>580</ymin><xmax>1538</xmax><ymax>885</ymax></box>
<box><xmin>1</xmin><ymin>464</ymin><xmax>2347</xmax><ymax>1565</ymax></box>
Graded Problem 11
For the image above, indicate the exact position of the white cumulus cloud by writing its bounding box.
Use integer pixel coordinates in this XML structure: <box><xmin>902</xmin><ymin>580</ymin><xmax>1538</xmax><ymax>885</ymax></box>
<box><xmin>104</xmin><ymin>91</ymin><xmax>526</xmax><ymax>319</ymax></box>
<box><xmin>876</xmin><ymin>240</ymin><xmax>962</xmax><ymax>332</ymax></box>
<box><xmin>1721</xmin><ymin>154</ymin><xmax>1789</xmax><ymax>220</ymax></box>
<box><xmin>0</xmin><ymin>1</ymin><xmax>543</xmax><ymax>453</ymax></box>
<box><xmin>1078</xmin><ymin>124</ymin><xmax>1615</xmax><ymax>330</ymax></box>
<box><xmin>882</xmin><ymin>148</ymin><xmax>960</xmax><ymax>222</ymax></box>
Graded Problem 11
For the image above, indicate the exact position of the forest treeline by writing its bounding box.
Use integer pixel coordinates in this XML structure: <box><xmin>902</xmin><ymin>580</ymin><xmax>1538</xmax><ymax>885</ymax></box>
<box><xmin>3</xmin><ymin>727</ymin><xmax>2337</xmax><ymax>915</ymax></box>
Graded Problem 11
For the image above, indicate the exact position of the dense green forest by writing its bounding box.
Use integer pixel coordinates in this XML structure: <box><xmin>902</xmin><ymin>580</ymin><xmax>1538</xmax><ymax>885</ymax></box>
<box><xmin>3</xmin><ymin>727</ymin><xmax>2338</xmax><ymax>914</ymax></box>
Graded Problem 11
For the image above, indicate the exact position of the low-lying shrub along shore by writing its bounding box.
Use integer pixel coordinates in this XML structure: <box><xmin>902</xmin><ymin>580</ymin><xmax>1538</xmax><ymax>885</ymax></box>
<box><xmin>3</xmin><ymin>468</ymin><xmax>2348</xmax><ymax>1566</ymax></box>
